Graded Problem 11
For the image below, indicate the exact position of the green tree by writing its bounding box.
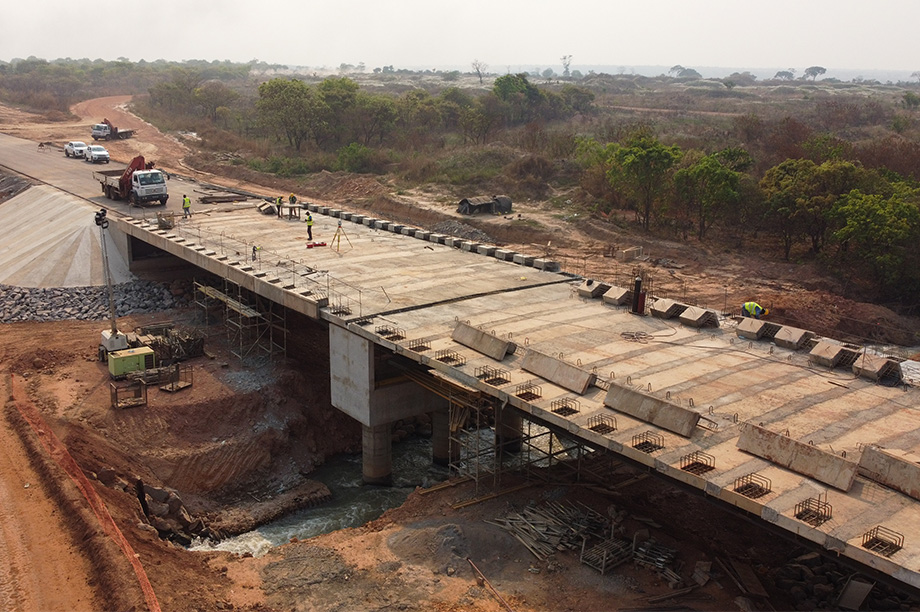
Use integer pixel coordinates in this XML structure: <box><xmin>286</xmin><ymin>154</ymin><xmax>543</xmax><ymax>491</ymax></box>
<box><xmin>193</xmin><ymin>81</ymin><xmax>239</xmax><ymax>121</ymax></box>
<box><xmin>675</xmin><ymin>151</ymin><xmax>743</xmax><ymax>240</ymax></box>
<box><xmin>760</xmin><ymin>159</ymin><xmax>814</xmax><ymax>259</ymax></box>
<box><xmin>608</xmin><ymin>132</ymin><xmax>682</xmax><ymax>231</ymax></box>
<box><xmin>804</xmin><ymin>66</ymin><xmax>826</xmax><ymax>81</ymax></box>
<box><xmin>256</xmin><ymin>78</ymin><xmax>318</xmax><ymax>152</ymax></box>
<box><xmin>350</xmin><ymin>92</ymin><xmax>397</xmax><ymax>145</ymax></box>
<box><xmin>832</xmin><ymin>189</ymin><xmax>920</xmax><ymax>289</ymax></box>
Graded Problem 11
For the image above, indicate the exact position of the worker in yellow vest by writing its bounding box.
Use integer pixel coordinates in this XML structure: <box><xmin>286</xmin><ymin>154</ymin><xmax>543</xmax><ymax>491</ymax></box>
<box><xmin>182</xmin><ymin>194</ymin><xmax>191</xmax><ymax>218</ymax></box>
<box><xmin>305</xmin><ymin>212</ymin><xmax>314</xmax><ymax>241</ymax></box>
<box><xmin>742</xmin><ymin>302</ymin><xmax>768</xmax><ymax>319</ymax></box>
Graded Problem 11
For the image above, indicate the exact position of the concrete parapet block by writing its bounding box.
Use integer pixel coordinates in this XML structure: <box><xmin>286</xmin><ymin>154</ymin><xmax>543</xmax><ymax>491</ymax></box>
<box><xmin>414</xmin><ymin>230</ymin><xmax>430</xmax><ymax>240</ymax></box>
<box><xmin>318</xmin><ymin>206</ymin><xmax>330</xmax><ymax>215</ymax></box>
<box><xmin>603</xmin><ymin>383</ymin><xmax>700</xmax><ymax>437</ymax></box>
<box><xmin>858</xmin><ymin>446</ymin><xmax>920</xmax><ymax>501</ymax></box>
<box><xmin>650</xmin><ymin>298</ymin><xmax>688</xmax><ymax>319</ymax></box>
<box><xmin>512</xmin><ymin>253</ymin><xmax>535</xmax><ymax>266</ymax></box>
<box><xmin>521</xmin><ymin>349</ymin><xmax>596</xmax><ymax>394</ymax></box>
<box><xmin>809</xmin><ymin>340</ymin><xmax>845</xmax><ymax>367</ymax></box>
<box><xmin>389</xmin><ymin>224</ymin><xmax>404</xmax><ymax>233</ymax></box>
<box><xmin>577</xmin><ymin>279</ymin><xmax>610</xmax><ymax>299</ymax></box>
<box><xmin>451</xmin><ymin>321</ymin><xmax>516</xmax><ymax>360</ymax></box>
<box><xmin>443</xmin><ymin>237</ymin><xmax>460</xmax><ymax>247</ymax></box>
<box><xmin>533</xmin><ymin>259</ymin><xmax>560</xmax><ymax>272</ymax></box>
<box><xmin>400</xmin><ymin>227</ymin><xmax>415</xmax><ymax>236</ymax></box>
<box><xmin>374</xmin><ymin>220</ymin><xmax>389</xmax><ymax>230</ymax></box>
<box><xmin>362</xmin><ymin>217</ymin><xmax>377</xmax><ymax>226</ymax></box>
<box><xmin>340</xmin><ymin>212</ymin><xmax>353</xmax><ymax>220</ymax></box>
<box><xmin>460</xmin><ymin>241</ymin><xmax>480</xmax><ymax>252</ymax></box>
<box><xmin>329</xmin><ymin>209</ymin><xmax>342</xmax><ymax>217</ymax></box>
<box><xmin>852</xmin><ymin>354</ymin><xmax>900</xmax><ymax>382</ymax></box>
<box><xmin>602</xmin><ymin>286</ymin><xmax>630</xmax><ymax>306</ymax></box>
<box><xmin>678</xmin><ymin>306</ymin><xmax>720</xmax><ymax>328</ymax></box>
<box><xmin>477</xmin><ymin>245</ymin><xmax>496</xmax><ymax>256</ymax></box>
<box><xmin>736</xmin><ymin>317</ymin><xmax>767</xmax><ymax>340</ymax></box>
<box><xmin>493</xmin><ymin>249</ymin><xmax>515</xmax><ymax>261</ymax></box>
<box><xmin>773</xmin><ymin>326</ymin><xmax>814</xmax><ymax>350</ymax></box>
<box><xmin>350</xmin><ymin>214</ymin><xmax>365</xmax><ymax>224</ymax></box>
<box><xmin>737</xmin><ymin>423</ymin><xmax>857</xmax><ymax>491</ymax></box>
<box><xmin>307</xmin><ymin>204</ymin><xmax>319</xmax><ymax>212</ymax></box>
<box><xmin>429</xmin><ymin>233</ymin><xmax>446</xmax><ymax>244</ymax></box>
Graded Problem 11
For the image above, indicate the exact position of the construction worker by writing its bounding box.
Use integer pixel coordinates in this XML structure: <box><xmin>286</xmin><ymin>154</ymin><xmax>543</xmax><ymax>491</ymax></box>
<box><xmin>742</xmin><ymin>302</ymin><xmax>769</xmax><ymax>319</ymax></box>
<box><xmin>305</xmin><ymin>211</ymin><xmax>314</xmax><ymax>241</ymax></box>
<box><xmin>289</xmin><ymin>193</ymin><xmax>297</xmax><ymax>206</ymax></box>
<box><xmin>182</xmin><ymin>194</ymin><xmax>191</xmax><ymax>218</ymax></box>
<box><xmin>276</xmin><ymin>196</ymin><xmax>283</xmax><ymax>218</ymax></box>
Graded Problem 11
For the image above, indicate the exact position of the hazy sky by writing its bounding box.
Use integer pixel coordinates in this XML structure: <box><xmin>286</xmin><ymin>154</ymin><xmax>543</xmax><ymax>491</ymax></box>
<box><xmin>2</xmin><ymin>0</ymin><xmax>917</xmax><ymax>76</ymax></box>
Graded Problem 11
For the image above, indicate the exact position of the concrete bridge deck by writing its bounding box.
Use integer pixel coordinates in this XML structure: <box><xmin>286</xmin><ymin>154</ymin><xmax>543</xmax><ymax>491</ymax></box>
<box><xmin>114</xmin><ymin>203</ymin><xmax>920</xmax><ymax>590</ymax></box>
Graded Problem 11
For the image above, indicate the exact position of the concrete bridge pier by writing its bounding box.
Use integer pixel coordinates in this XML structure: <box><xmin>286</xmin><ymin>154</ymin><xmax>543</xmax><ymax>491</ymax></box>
<box><xmin>496</xmin><ymin>404</ymin><xmax>523</xmax><ymax>454</ymax></box>
<box><xmin>329</xmin><ymin>326</ymin><xmax>445</xmax><ymax>485</ymax></box>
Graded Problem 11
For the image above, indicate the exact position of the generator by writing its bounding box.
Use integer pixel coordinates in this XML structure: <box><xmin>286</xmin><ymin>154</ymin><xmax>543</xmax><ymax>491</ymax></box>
<box><xmin>108</xmin><ymin>346</ymin><xmax>155</xmax><ymax>379</ymax></box>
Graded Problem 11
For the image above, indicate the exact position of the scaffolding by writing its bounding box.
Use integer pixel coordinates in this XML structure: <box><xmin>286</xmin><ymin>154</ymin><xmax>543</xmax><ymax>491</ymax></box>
<box><xmin>194</xmin><ymin>279</ymin><xmax>287</xmax><ymax>364</ymax></box>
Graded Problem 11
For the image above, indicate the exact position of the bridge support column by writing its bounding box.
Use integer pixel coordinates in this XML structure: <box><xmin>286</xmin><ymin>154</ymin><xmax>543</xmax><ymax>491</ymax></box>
<box><xmin>329</xmin><ymin>325</ymin><xmax>449</xmax><ymax>485</ymax></box>
<box><xmin>362</xmin><ymin>423</ymin><xmax>393</xmax><ymax>485</ymax></box>
<box><xmin>496</xmin><ymin>405</ymin><xmax>523</xmax><ymax>454</ymax></box>
<box><xmin>431</xmin><ymin>407</ymin><xmax>458</xmax><ymax>467</ymax></box>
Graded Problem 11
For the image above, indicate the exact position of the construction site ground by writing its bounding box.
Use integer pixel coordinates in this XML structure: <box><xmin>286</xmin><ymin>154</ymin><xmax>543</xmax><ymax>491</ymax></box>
<box><xmin>2</xmin><ymin>97</ymin><xmax>920</xmax><ymax>612</ymax></box>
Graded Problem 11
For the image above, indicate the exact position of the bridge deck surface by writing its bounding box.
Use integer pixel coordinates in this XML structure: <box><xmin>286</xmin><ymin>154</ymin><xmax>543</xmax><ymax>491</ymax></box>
<box><xmin>116</xmin><ymin>204</ymin><xmax>920</xmax><ymax>589</ymax></box>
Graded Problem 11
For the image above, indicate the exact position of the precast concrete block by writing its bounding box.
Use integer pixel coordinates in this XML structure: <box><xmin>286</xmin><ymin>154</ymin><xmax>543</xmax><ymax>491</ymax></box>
<box><xmin>444</xmin><ymin>237</ymin><xmax>460</xmax><ymax>247</ymax></box>
<box><xmin>494</xmin><ymin>249</ymin><xmax>515</xmax><ymax>261</ymax></box>
<box><xmin>429</xmin><ymin>233</ymin><xmax>446</xmax><ymax>244</ymax></box>
<box><xmin>350</xmin><ymin>214</ymin><xmax>365</xmax><ymax>224</ymax></box>
<box><xmin>390</xmin><ymin>224</ymin><xmax>404</xmax><ymax>233</ymax></box>
<box><xmin>461</xmin><ymin>241</ymin><xmax>480</xmax><ymax>252</ymax></box>
<box><xmin>533</xmin><ymin>259</ymin><xmax>560</xmax><ymax>272</ymax></box>
<box><xmin>329</xmin><ymin>209</ymin><xmax>342</xmax><ymax>217</ymax></box>
<box><xmin>650</xmin><ymin>298</ymin><xmax>688</xmax><ymax>319</ymax></box>
<box><xmin>809</xmin><ymin>340</ymin><xmax>845</xmax><ymax>367</ymax></box>
<box><xmin>736</xmin><ymin>317</ymin><xmax>767</xmax><ymax>340</ymax></box>
<box><xmin>521</xmin><ymin>349</ymin><xmax>596</xmax><ymax>394</ymax></box>
<box><xmin>858</xmin><ymin>446</ymin><xmax>920</xmax><ymax>501</ymax></box>
<box><xmin>577</xmin><ymin>279</ymin><xmax>610</xmax><ymax>299</ymax></box>
<box><xmin>362</xmin><ymin>217</ymin><xmax>377</xmax><ymax>226</ymax></box>
<box><xmin>602</xmin><ymin>286</ymin><xmax>630</xmax><ymax>306</ymax></box>
<box><xmin>415</xmin><ymin>230</ymin><xmax>430</xmax><ymax>240</ymax></box>
<box><xmin>604</xmin><ymin>383</ymin><xmax>700</xmax><ymax>437</ymax></box>
<box><xmin>477</xmin><ymin>245</ymin><xmax>496</xmax><ymax>256</ymax></box>
<box><xmin>678</xmin><ymin>306</ymin><xmax>720</xmax><ymax>328</ymax></box>
<box><xmin>852</xmin><ymin>354</ymin><xmax>898</xmax><ymax>382</ymax></box>
<box><xmin>512</xmin><ymin>253</ymin><xmax>535</xmax><ymax>266</ymax></box>
<box><xmin>773</xmin><ymin>326</ymin><xmax>814</xmax><ymax>350</ymax></box>
<box><xmin>737</xmin><ymin>423</ymin><xmax>857</xmax><ymax>491</ymax></box>
<box><xmin>400</xmin><ymin>227</ymin><xmax>415</xmax><ymax>235</ymax></box>
<box><xmin>451</xmin><ymin>321</ymin><xmax>516</xmax><ymax>360</ymax></box>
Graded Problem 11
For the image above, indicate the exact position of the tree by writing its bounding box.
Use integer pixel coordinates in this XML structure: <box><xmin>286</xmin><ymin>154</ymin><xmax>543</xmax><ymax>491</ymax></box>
<box><xmin>351</xmin><ymin>92</ymin><xmax>397</xmax><ymax>145</ymax></box>
<box><xmin>911</xmin><ymin>70</ymin><xmax>920</xmax><ymax>83</ymax></box>
<box><xmin>675</xmin><ymin>151</ymin><xmax>743</xmax><ymax>240</ymax></box>
<box><xmin>804</xmin><ymin>66</ymin><xmax>826</xmax><ymax>81</ymax></box>
<box><xmin>832</xmin><ymin>189</ymin><xmax>920</xmax><ymax>289</ymax></box>
<box><xmin>560</xmin><ymin>55</ymin><xmax>572</xmax><ymax>78</ymax></box>
<box><xmin>471</xmin><ymin>59</ymin><xmax>488</xmax><ymax>85</ymax></box>
<box><xmin>773</xmin><ymin>70</ymin><xmax>795</xmax><ymax>81</ymax></box>
<box><xmin>760</xmin><ymin>159</ymin><xmax>815</xmax><ymax>259</ymax></box>
<box><xmin>193</xmin><ymin>81</ymin><xmax>239</xmax><ymax>121</ymax></box>
<box><xmin>541</xmin><ymin>68</ymin><xmax>555</xmax><ymax>80</ymax></box>
<box><xmin>668</xmin><ymin>65</ymin><xmax>684</xmax><ymax>77</ymax></box>
<box><xmin>256</xmin><ymin>78</ymin><xmax>318</xmax><ymax>152</ymax></box>
<box><xmin>903</xmin><ymin>92</ymin><xmax>920</xmax><ymax>110</ymax></box>
<box><xmin>608</xmin><ymin>131</ymin><xmax>682</xmax><ymax>231</ymax></box>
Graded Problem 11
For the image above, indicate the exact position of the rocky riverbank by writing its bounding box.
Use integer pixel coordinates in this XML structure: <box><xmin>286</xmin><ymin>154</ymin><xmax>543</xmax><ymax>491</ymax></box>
<box><xmin>0</xmin><ymin>279</ymin><xmax>193</xmax><ymax>323</ymax></box>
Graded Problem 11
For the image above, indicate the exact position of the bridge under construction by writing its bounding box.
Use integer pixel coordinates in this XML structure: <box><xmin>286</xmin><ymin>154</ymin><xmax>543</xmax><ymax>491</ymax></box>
<box><xmin>3</xmin><ymin>131</ymin><xmax>920</xmax><ymax>596</ymax></box>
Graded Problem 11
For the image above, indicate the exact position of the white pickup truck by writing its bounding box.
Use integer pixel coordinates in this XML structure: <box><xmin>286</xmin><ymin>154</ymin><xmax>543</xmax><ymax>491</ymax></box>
<box><xmin>64</xmin><ymin>141</ymin><xmax>88</xmax><ymax>158</ymax></box>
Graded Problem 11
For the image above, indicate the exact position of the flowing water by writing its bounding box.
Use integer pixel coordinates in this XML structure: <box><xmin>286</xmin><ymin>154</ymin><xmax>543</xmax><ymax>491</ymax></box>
<box><xmin>191</xmin><ymin>437</ymin><xmax>445</xmax><ymax>557</ymax></box>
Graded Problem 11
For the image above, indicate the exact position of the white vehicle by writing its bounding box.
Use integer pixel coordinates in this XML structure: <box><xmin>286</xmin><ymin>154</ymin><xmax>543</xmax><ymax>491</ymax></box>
<box><xmin>64</xmin><ymin>141</ymin><xmax>88</xmax><ymax>158</ymax></box>
<box><xmin>85</xmin><ymin>145</ymin><xmax>110</xmax><ymax>164</ymax></box>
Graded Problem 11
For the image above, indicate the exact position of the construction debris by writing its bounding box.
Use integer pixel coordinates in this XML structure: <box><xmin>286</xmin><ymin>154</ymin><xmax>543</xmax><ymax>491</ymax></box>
<box><xmin>487</xmin><ymin>500</ymin><xmax>607</xmax><ymax>560</ymax></box>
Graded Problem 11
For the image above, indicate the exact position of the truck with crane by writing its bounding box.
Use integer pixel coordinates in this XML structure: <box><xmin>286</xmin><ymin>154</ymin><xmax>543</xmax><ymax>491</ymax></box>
<box><xmin>93</xmin><ymin>155</ymin><xmax>168</xmax><ymax>206</ymax></box>
<box><xmin>92</xmin><ymin>118</ymin><xmax>135</xmax><ymax>140</ymax></box>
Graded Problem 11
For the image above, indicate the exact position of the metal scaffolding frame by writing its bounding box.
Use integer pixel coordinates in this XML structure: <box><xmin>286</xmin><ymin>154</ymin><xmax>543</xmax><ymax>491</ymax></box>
<box><xmin>193</xmin><ymin>279</ymin><xmax>287</xmax><ymax>364</ymax></box>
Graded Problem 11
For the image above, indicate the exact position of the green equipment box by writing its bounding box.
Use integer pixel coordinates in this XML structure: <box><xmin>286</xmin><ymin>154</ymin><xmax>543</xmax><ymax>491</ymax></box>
<box><xmin>108</xmin><ymin>346</ymin><xmax>155</xmax><ymax>379</ymax></box>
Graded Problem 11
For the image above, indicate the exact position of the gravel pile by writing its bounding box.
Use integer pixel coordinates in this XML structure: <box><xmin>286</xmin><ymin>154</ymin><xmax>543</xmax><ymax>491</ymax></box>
<box><xmin>431</xmin><ymin>220</ymin><xmax>493</xmax><ymax>244</ymax></box>
<box><xmin>0</xmin><ymin>280</ymin><xmax>185</xmax><ymax>323</ymax></box>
